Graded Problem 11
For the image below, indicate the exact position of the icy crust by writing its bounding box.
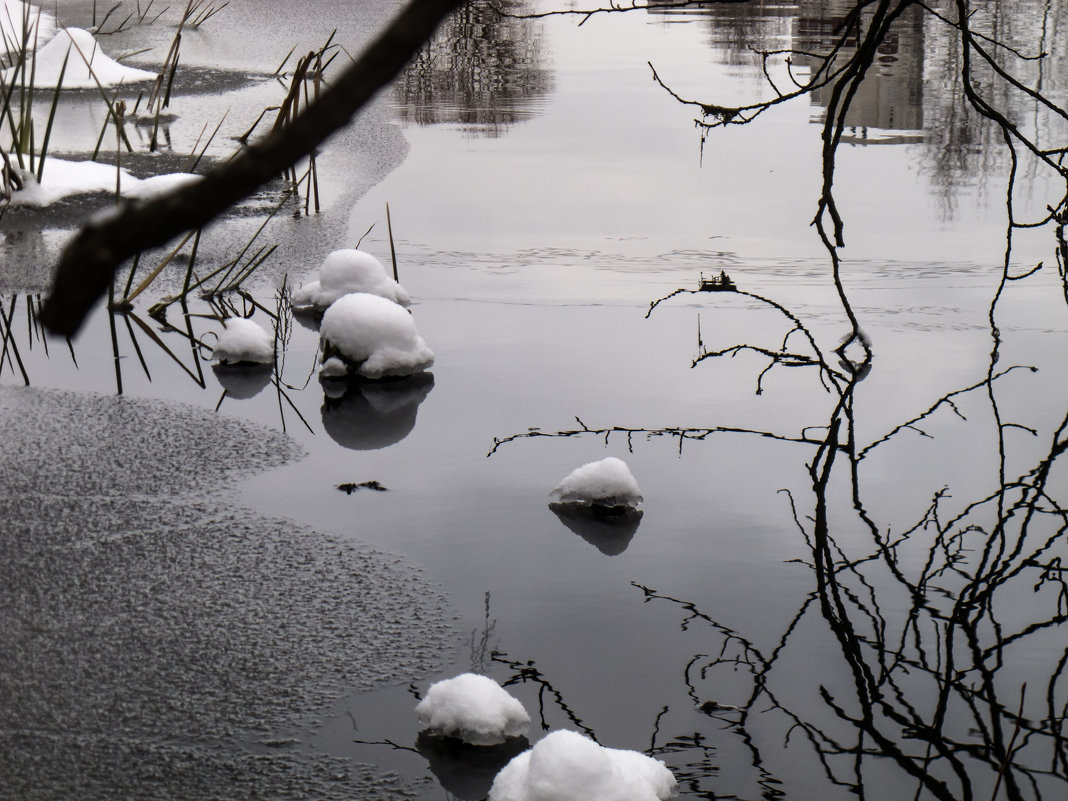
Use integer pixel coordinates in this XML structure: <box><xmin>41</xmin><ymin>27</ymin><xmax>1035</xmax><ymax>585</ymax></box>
<box><xmin>488</xmin><ymin>730</ymin><xmax>678</xmax><ymax>801</ymax></box>
<box><xmin>3</xmin><ymin>27</ymin><xmax>156</xmax><ymax>89</ymax></box>
<box><xmin>416</xmin><ymin>673</ymin><xmax>531</xmax><ymax>746</ymax></box>
<box><xmin>549</xmin><ymin>457</ymin><xmax>643</xmax><ymax>509</ymax></box>
<box><xmin>10</xmin><ymin>158</ymin><xmax>200</xmax><ymax>206</ymax></box>
<box><xmin>319</xmin><ymin>292</ymin><xmax>434</xmax><ymax>379</ymax></box>
<box><xmin>0</xmin><ymin>387</ymin><xmax>456</xmax><ymax>801</ymax></box>
<box><xmin>293</xmin><ymin>249</ymin><xmax>410</xmax><ymax>311</ymax></box>
<box><xmin>212</xmin><ymin>318</ymin><xmax>274</xmax><ymax>365</ymax></box>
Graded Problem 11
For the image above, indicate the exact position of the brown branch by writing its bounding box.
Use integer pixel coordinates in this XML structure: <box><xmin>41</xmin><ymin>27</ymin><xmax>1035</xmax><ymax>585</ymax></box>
<box><xmin>41</xmin><ymin>0</ymin><xmax>463</xmax><ymax>337</ymax></box>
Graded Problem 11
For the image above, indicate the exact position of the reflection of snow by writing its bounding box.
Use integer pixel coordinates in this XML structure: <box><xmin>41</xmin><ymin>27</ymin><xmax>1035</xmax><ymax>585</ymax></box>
<box><xmin>10</xmin><ymin>158</ymin><xmax>199</xmax><ymax>206</ymax></box>
<box><xmin>320</xmin><ymin>372</ymin><xmax>434</xmax><ymax>450</ymax></box>
<box><xmin>416</xmin><ymin>673</ymin><xmax>530</xmax><ymax>746</ymax></box>
<box><xmin>550</xmin><ymin>457</ymin><xmax>643</xmax><ymax>509</ymax></box>
<box><xmin>418</xmin><ymin>732</ymin><xmax>529</xmax><ymax>801</ymax></box>
<box><xmin>489</xmin><ymin>729</ymin><xmax>677</xmax><ymax>801</ymax></box>
<box><xmin>212</xmin><ymin>363</ymin><xmax>272</xmax><ymax>399</ymax></box>
<box><xmin>3</xmin><ymin>27</ymin><xmax>155</xmax><ymax>89</ymax></box>
<box><xmin>211</xmin><ymin>318</ymin><xmax>273</xmax><ymax>365</ymax></box>
<box><xmin>319</xmin><ymin>293</ymin><xmax>433</xmax><ymax>379</ymax></box>
<box><xmin>293</xmin><ymin>249</ymin><xmax>409</xmax><ymax>311</ymax></box>
<box><xmin>549</xmin><ymin>502</ymin><xmax>642</xmax><ymax>556</ymax></box>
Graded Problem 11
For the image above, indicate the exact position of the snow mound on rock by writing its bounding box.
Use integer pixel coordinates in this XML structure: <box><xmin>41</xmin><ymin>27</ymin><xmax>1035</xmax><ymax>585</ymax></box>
<box><xmin>416</xmin><ymin>673</ymin><xmax>530</xmax><ymax>746</ymax></box>
<box><xmin>549</xmin><ymin>457</ymin><xmax>642</xmax><ymax>509</ymax></box>
<box><xmin>212</xmin><ymin>318</ymin><xmax>273</xmax><ymax>365</ymax></box>
<box><xmin>489</xmin><ymin>729</ymin><xmax>677</xmax><ymax>801</ymax></box>
<box><xmin>293</xmin><ymin>249</ymin><xmax>410</xmax><ymax>311</ymax></box>
<box><xmin>319</xmin><ymin>293</ymin><xmax>433</xmax><ymax>380</ymax></box>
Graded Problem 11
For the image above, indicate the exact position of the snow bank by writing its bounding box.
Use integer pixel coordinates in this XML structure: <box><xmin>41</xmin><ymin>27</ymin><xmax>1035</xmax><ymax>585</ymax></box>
<box><xmin>293</xmin><ymin>249</ymin><xmax>410</xmax><ymax>311</ymax></box>
<box><xmin>549</xmin><ymin>457</ymin><xmax>643</xmax><ymax>509</ymax></box>
<box><xmin>416</xmin><ymin>673</ymin><xmax>530</xmax><ymax>746</ymax></box>
<box><xmin>489</xmin><ymin>730</ymin><xmax>677</xmax><ymax>801</ymax></box>
<box><xmin>0</xmin><ymin>2</ymin><xmax>56</xmax><ymax>46</ymax></box>
<box><xmin>10</xmin><ymin>158</ymin><xmax>200</xmax><ymax>206</ymax></box>
<box><xmin>212</xmin><ymin>318</ymin><xmax>274</xmax><ymax>365</ymax></box>
<box><xmin>3</xmin><ymin>27</ymin><xmax>155</xmax><ymax>89</ymax></box>
<box><xmin>319</xmin><ymin>292</ymin><xmax>433</xmax><ymax>380</ymax></box>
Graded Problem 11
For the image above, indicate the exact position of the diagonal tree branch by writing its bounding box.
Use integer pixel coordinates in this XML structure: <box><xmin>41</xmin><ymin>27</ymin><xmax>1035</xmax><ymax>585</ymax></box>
<box><xmin>40</xmin><ymin>0</ymin><xmax>463</xmax><ymax>337</ymax></box>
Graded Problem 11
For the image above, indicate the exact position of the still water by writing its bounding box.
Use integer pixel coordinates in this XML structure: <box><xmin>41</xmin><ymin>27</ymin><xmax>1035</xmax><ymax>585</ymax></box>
<box><xmin>2</xmin><ymin>1</ymin><xmax>1067</xmax><ymax>799</ymax></box>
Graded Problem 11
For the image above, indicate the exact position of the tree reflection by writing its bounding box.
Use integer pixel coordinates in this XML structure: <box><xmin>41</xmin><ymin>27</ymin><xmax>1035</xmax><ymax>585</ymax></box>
<box><xmin>489</xmin><ymin>2</ymin><xmax>1068</xmax><ymax>797</ymax></box>
<box><xmin>394</xmin><ymin>0</ymin><xmax>553</xmax><ymax>137</ymax></box>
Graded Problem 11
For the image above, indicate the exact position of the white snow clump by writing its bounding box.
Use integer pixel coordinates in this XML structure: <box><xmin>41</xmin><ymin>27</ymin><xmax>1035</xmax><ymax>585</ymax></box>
<box><xmin>0</xmin><ymin>2</ymin><xmax>56</xmax><ymax>47</ymax></box>
<box><xmin>212</xmin><ymin>318</ymin><xmax>274</xmax><ymax>365</ymax></box>
<box><xmin>488</xmin><ymin>729</ymin><xmax>677</xmax><ymax>801</ymax></box>
<box><xmin>10</xmin><ymin>158</ymin><xmax>200</xmax><ymax>206</ymax></box>
<box><xmin>319</xmin><ymin>292</ymin><xmax>434</xmax><ymax>380</ymax></box>
<box><xmin>550</xmin><ymin>457</ymin><xmax>643</xmax><ymax>509</ymax></box>
<box><xmin>416</xmin><ymin>673</ymin><xmax>530</xmax><ymax>746</ymax></box>
<box><xmin>292</xmin><ymin>249</ymin><xmax>410</xmax><ymax>311</ymax></box>
<box><xmin>4</xmin><ymin>27</ymin><xmax>155</xmax><ymax>89</ymax></box>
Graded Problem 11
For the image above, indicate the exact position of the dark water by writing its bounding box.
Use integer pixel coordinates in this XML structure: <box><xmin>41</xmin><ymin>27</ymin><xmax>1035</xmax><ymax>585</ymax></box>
<box><xmin>2</xmin><ymin>1</ymin><xmax>1068</xmax><ymax>799</ymax></box>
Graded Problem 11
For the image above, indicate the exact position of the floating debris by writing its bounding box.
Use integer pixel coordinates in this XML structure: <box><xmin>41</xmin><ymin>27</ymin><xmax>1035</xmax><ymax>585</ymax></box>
<box><xmin>698</xmin><ymin>270</ymin><xmax>736</xmax><ymax>292</ymax></box>
<box><xmin>337</xmin><ymin>480</ymin><xmax>389</xmax><ymax>494</ymax></box>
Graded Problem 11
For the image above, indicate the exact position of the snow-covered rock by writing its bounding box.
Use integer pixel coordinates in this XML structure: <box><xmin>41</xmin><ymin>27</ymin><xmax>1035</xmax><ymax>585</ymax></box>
<box><xmin>549</xmin><ymin>457</ymin><xmax>643</xmax><ymax>509</ymax></box>
<box><xmin>293</xmin><ymin>249</ymin><xmax>410</xmax><ymax>311</ymax></box>
<box><xmin>416</xmin><ymin>673</ymin><xmax>530</xmax><ymax>746</ymax></box>
<box><xmin>319</xmin><ymin>292</ymin><xmax>433</xmax><ymax>380</ymax></box>
<box><xmin>4</xmin><ymin>27</ymin><xmax>155</xmax><ymax>89</ymax></box>
<box><xmin>489</xmin><ymin>729</ymin><xmax>677</xmax><ymax>801</ymax></box>
<box><xmin>211</xmin><ymin>318</ymin><xmax>274</xmax><ymax>365</ymax></box>
<box><xmin>9</xmin><ymin>158</ymin><xmax>199</xmax><ymax>206</ymax></box>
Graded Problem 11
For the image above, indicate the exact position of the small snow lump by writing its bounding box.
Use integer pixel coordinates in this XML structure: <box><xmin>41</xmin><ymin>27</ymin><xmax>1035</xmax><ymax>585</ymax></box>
<box><xmin>488</xmin><ymin>729</ymin><xmax>677</xmax><ymax>801</ymax></box>
<box><xmin>211</xmin><ymin>318</ymin><xmax>274</xmax><ymax>365</ymax></box>
<box><xmin>292</xmin><ymin>249</ymin><xmax>410</xmax><ymax>312</ymax></box>
<box><xmin>319</xmin><ymin>292</ymin><xmax>434</xmax><ymax>380</ymax></box>
<box><xmin>416</xmin><ymin>673</ymin><xmax>530</xmax><ymax>746</ymax></box>
<box><xmin>550</xmin><ymin>457</ymin><xmax>643</xmax><ymax>509</ymax></box>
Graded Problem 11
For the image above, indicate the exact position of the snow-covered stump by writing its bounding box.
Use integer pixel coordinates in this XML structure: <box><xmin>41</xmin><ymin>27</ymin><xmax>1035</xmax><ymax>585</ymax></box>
<box><xmin>416</xmin><ymin>673</ymin><xmax>530</xmax><ymax>746</ymax></box>
<box><xmin>292</xmin><ymin>249</ymin><xmax>410</xmax><ymax>313</ymax></box>
<box><xmin>548</xmin><ymin>457</ymin><xmax>643</xmax><ymax>551</ymax></box>
<box><xmin>488</xmin><ymin>729</ymin><xmax>678</xmax><ymax>801</ymax></box>
<box><xmin>318</xmin><ymin>292</ymin><xmax>433</xmax><ymax>380</ymax></box>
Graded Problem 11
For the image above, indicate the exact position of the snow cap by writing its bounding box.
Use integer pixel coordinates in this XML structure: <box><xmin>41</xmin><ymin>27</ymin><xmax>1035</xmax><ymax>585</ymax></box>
<box><xmin>293</xmin><ymin>249</ymin><xmax>410</xmax><ymax>311</ymax></box>
<box><xmin>319</xmin><ymin>292</ymin><xmax>433</xmax><ymax>379</ymax></box>
<box><xmin>212</xmin><ymin>318</ymin><xmax>273</xmax><ymax>365</ymax></box>
<box><xmin>488</xmin><ymin>729</ymin><xmax>677</xmax><ymax>801</ymax></box>
<box><xmin>416</xmin><ymin>673</ymin><xmax>530</xmax><ymax>746</ymax></box>
<box><xmin>550</xmin><ymin>457</ymin><xmax>642</xmax><ymax>508</ymax></box>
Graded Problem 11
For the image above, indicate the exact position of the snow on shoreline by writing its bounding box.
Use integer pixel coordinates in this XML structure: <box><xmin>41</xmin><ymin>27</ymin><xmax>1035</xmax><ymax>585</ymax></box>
<box><xmin>9</xmin><ymin>157</ymin><xmax>200</xmax><ymax>206</ymax></box>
